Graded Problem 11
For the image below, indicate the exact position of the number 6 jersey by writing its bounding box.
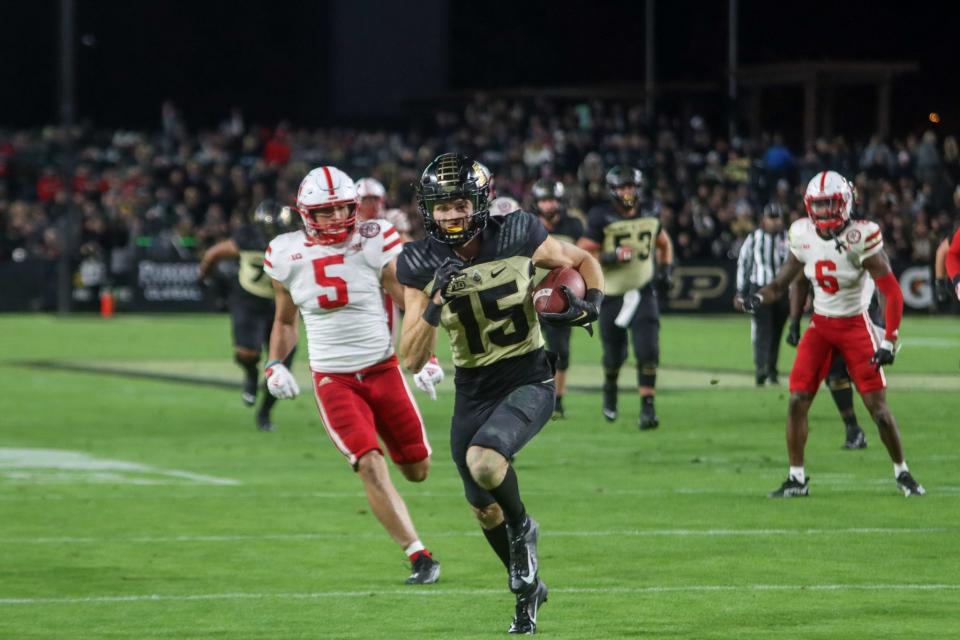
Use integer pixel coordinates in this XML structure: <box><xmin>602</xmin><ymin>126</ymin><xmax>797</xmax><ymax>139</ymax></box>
<box><xmin>787</xmin><ymin>217</ymin><xmax>883</xmax><ymax>317</ymax></box>
<box><xmin>264</xmin><ymin>220</ymin><xmax>404</xmax><ymax>373</ymax></box>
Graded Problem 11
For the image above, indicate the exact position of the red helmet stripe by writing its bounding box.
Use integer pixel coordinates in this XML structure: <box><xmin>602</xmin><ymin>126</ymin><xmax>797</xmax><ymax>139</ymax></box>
<box><xmin>321</xmin><ymin>166</ymin><xmax>335</xmax><ymax>196</ymax></box>
<box><xmin>819</xmin><ymin>171</ymin><xmax>828</xmax><ymax>193</ymax></box>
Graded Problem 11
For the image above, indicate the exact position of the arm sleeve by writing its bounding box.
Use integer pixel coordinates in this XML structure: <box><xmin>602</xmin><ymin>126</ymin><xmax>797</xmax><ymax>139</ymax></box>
<box><xmin>946</xmin><ymin>229</ymin><xmax>960</xmax><ymax>281</ymax></box>
<box><xmin>736</xmin><ymin>233</ymin><xmax>754</xmax><ymax>294</ymax></box>
<box><xmin>873</xmin><ymin>271</ymin><xmax>903</xmax><ymax>341</ymax></box>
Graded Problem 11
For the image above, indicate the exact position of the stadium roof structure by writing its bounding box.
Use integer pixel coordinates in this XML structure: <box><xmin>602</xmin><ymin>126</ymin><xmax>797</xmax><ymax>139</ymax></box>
<box><xmin>735</xmin><ymin>60</ymin><xmax>919</xmax><ymax>141</ymax></box>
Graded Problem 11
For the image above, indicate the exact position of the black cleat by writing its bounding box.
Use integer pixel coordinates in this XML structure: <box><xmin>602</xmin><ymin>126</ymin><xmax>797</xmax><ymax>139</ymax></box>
<box><xmin>405</xmin><ymin>552</ymin><xmax>441</xmax><ymax>584</ymax></box>
<box><xmin>768</xmin><ymin>373</ymin><xmax>780</xmax><ymax>385</ymax></box>
<box><xmin>769</xmin><ymin>475</ymin><xmax>809</xmax><ymax>497</ymax></box>
<box><xmin>242</xmin><ymin>376</ymin><xmax>258</xmax><ymax>406</ymax></box>
<box><xmin>639</xmin><ymin>402</ymin><xmax>659</xmax><ymax>430</ymax></box>
<box><xmin>508</xmin><ymin>579</ymin><xmax>548</xmax><ymax>635</ymax></box>
<box><xmin>255</xmin><ymin>410</ymin><xmax>275</xmax><ymax>432</ymax></box>
<box><xmin>843</xmin><ymin>425</ymin><xmax>867</xmax><ymax>449</ymax></box>
<box><xmin>552</xmin><ymin>396</ymin><xmax>565</xmax><ymax>420</ymax></box>
<box><xmin>755</xmin><ymin>373</ymin><xmax>767</xmax><ymax>387</ymax></box>
<box><xmin>507</xmin><ymin>516</ymin><xmax>540</xmax><ymax>595</ymax></box>
<box><xmin>896</xmin><ymin>471</ymin><xmax>926</xmax><ymax>497</ymax></box>
<box><xmin>602</xmin><ymin>383</ymin><xmax>618</xmax><ymax>422</ymax></box>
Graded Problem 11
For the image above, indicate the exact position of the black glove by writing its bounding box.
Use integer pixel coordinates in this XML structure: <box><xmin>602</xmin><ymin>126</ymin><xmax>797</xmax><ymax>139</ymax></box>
<box><xmin>540</xmin><ymin>287</ymin><xmax>603</xmax><ymax>336</ymax></box>
<box><xmin>786</xmin><ymin>318</ymin><xmax>801</xmax><ymax>347</ymax></box>
<box><xmin>741</xmin><ymin>292</ymin><xmax>763</xmax><ymax>314</ymax></box>
<box><xmin>869</xmin><ymin>339</ymin><xmax>896</xmax><ymax>371</ymax></box>
<box><xmin>655</xmin><ymin>264</ymin><xmax>673</xmax><ymax>298</ymax></box>
<box><xmin>422</xmin><ymin>258</ymin><xmax>464</xmax><ymax>327</ymax></box>
<box><xmin>935</xmin><ymin>278</ymin><xmax>952</xmax><ymax>305</ymax></box>
<box><xmin>430</xmin><ymin>258</ymin><xmax>465</xmax><ymax>303</ymax></box>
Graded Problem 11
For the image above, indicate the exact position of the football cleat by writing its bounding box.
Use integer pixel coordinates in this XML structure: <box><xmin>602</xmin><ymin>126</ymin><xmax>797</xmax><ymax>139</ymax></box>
<box><xmin>639</xmin><ymin>402</ymin><xmax>659</xmax><ymax>430</ymax></box>
<box><xmin>242</xmin><ymin>376</ymin><xmax>258</xmax><ymax>406</ymax></box>
<box><xmin>843</xmin><ymin>425</ymin><xmax>867</xmax><ymax>449</ymax></box>
<box><xmin>552</xmin><ymin>396</ymin><xmax>565</xmax><ymax>420</ymax></box>
<box><xmin>602</xmin><ymin>383</ymin><xmax>618</xmax><ymax>422</ymax></box>
<box><xmin>405</xmin><ymin>552</ymin><xmax>441</xmax><ymax>584</ymax></box>
<box><xmin>896</xmin><ymin>472</ymin><xmax>926</xmax><ymax>497</ymax></box>
<box><xmin>508</xmin><ymin>579</ymin><xmax>548</xmax><ymax>635</ymax></box>
<box><xmin>507</xmin><ymin>516</ymin><xmax>540</xmax><ymax>595</ymax></box>
<box><xmin>769</xmin><ymin>475</ymin><xmax>810</xmax><ymax>498</ymax></box>
<box><xmin>255</xmin><ymin>410</ymin><xmax>275</xmax><ymax>432</ymax></box>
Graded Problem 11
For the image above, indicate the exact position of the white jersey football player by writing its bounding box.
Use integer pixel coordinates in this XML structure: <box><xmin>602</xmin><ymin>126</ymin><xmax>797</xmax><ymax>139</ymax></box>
<box><xmin>355</xmin><ymin>176</ymin><xmax>443</xmax><ymax>398</ymax></box>
<box><xmin>262</xmin><ymin>165</ymin><xmax>442</xmax><ymax>584</ymax></box>
<box><xmin>746</xmin><ymin>170</ymin><xmax>924</xmax><ymax>498</ymax></box>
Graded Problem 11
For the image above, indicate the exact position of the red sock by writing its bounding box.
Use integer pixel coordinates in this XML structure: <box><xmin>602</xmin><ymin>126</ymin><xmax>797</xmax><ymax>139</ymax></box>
<box><xmin>408</xmin><ymin>549</ymin><xmax>432</xmax><ymax>562</ymax></box>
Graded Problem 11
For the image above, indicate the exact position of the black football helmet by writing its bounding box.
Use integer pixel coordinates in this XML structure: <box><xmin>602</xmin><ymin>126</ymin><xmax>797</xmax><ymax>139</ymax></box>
<box><xmin>606</xmin><ymin>166</ymin><xmax>645</xmax><ymax>211</ymax></box>
<box><xmin>531</xmin><ymin>179</ymin><xmax>565</xmax><ymax>223</ymax></box>
<box><xmin>253</xmin><ymin>199</ymin><xmax>297</xmax><ymax>243</ymax></box>
<box><xmin>416</xmin><ymin>153</ymin><xmax>491</xmax><ymax>245</ymax></box>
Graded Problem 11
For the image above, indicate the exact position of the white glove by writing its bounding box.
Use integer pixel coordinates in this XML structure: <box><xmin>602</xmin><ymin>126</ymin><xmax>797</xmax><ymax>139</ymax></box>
<box><xmin>264</xmin><ymin>361</ymin><xmax>299</xmax><ymax>399</ymax></box>
<box><xmin>413</xmin><ymin>356</ymin><xmax>444</xmax><ymax>401</ymax></box>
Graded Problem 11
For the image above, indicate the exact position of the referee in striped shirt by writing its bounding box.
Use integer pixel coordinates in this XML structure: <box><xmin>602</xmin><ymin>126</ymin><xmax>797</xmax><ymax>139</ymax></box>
<box><xmin>734</xmin><ymin>203</ymin><xmax>789</xmax><ymax>386</ymax></box>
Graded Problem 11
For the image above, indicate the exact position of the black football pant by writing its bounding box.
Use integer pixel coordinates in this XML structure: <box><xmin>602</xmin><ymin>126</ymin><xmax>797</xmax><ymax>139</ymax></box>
<box><xmin>751</xmin><ymin>295</ymin><xmax>789</xmax><ymax>380</ymax></box>
<box><xmin>599</xmin><ymin>287</ymin><xmax>660</xmax><ymax>374</ymax></box>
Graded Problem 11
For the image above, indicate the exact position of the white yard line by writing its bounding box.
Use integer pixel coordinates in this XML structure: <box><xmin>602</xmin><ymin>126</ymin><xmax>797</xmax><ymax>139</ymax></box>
<box><xmin>3</xmin><ymin>527</ymin><xmax>954</xmax><ymax>545</ymax></box>
<box><xmin>2</xmin><ymin>583</ymin><xmax>958</xmax><ymax>606</ymax></box>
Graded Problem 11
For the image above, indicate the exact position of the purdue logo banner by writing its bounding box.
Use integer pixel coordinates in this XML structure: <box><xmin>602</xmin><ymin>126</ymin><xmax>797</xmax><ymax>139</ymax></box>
<box><xmin>662</xmin><ymin>261</ymin><xmax>736</xmax><ymax>313</ymax></box>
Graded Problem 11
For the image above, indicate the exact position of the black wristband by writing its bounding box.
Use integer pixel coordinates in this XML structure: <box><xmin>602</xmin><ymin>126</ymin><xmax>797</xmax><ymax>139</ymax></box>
<box><xmin>584</xmin><ymin>288</ymin><xmax>604</xmax><ymax>307</ymax></box>
<box><xmin>422</xmin><ymin>300</ymin><xmax>443</xmax><ymax>327</ymax></box>
<box><xmin>600</xmin><ymin>252</ymin><xmax>619</xmax><ymax>265</ymax></box>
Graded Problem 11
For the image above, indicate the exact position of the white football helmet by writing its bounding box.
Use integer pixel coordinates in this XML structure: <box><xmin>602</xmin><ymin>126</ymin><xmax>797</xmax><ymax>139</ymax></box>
<box><xmin>804</xmin><ymin>170</ymin><xmax>853</xmax><ymax>232</ymax></box>
<box><xmin>356</xmin><ymin>177</ymin><xmax>386</xmax><ymax>221</ymax></box>
<box><xmin>296</xmin><ymin>166</ymin><xmax>357</xmax><ymax>244</ymax></box>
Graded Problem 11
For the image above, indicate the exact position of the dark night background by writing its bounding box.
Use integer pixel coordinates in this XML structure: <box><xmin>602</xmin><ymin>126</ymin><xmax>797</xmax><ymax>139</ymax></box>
<box><xmin>2</xmin><ymin>0</ymin><xmax>958</xmax><ymax>138</ymax></box>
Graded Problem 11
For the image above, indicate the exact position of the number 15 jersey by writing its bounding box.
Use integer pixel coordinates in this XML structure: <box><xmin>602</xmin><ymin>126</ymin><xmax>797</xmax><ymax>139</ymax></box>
<box><xmin>264</xmin><ymin>221</ymin><xmax>404</xmax><ymax>373</ymax></box>
<box><xmin>787</xmin><ymin>217</ymin><xmax>883</xmax><ymax>318</ymax></box>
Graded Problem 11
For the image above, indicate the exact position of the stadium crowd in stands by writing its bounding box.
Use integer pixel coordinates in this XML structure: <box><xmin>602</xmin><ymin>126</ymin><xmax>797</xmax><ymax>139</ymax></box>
<box><xmin>2</xmin><ymin>96</ymin><xmax>959</xmax><ymax>280</ymax></box>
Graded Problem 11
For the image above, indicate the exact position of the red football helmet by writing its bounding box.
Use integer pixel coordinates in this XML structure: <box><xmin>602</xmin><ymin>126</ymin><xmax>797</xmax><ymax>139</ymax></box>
<box><xmin>296</xmin><ymin>166</ymin><xmax>357</xmax><ymax>244</ymax></box>
<box><xmin>804</xmin><ymin>171</ymin><xmax>853</xmax><ymax>232</ymax></box>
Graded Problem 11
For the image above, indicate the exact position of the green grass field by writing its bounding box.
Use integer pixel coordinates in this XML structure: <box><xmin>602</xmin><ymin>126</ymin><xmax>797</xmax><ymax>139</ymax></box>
<box><xmin>1</xmin><ymin>313</ymin><xmax>958</xmax><ymax>639</ymax></box>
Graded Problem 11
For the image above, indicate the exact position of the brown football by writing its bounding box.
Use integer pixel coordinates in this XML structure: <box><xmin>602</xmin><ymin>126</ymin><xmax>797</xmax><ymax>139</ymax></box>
<box><xmin>533</xmin><ymin>267</ymin><xmax>587</xmax><ymax>314</ymax></box>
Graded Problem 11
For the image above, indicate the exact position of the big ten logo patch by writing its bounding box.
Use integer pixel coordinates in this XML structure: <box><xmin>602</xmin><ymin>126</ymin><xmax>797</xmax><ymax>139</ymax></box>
<box><xmin>448</xmin><ymin>273</ymin><xmax>468</xmax><ymax>293</ymax></box>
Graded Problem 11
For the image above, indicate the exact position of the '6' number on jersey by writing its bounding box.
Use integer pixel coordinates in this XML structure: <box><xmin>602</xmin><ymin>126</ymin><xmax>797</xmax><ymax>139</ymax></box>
<box><xmin>815</xmin><ymin>260</ymin><xmax>840</xmax><ymax>294</ymax></box>
<box><xmin>312</xmin><ymin>255</ymin><xmax>349</xmax><ymax>309</ymax></box>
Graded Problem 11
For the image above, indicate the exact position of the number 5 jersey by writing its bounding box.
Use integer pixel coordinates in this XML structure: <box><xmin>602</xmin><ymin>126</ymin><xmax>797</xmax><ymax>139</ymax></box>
<box><xmin>787</xmin><ymin>217</ymin><xmax>883</xmax><ymax>317</ymax></box>
<box><xmin>264</xmin><ymin>220</ymin><xmax>404</xmax><ymax>373</ymax></box>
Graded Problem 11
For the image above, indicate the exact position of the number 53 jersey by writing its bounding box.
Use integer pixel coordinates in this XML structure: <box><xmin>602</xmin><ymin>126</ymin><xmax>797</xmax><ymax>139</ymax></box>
<box><xmin>584</xmin><ymin>204</ymin><xmax>661</xmax><ymax>295</ymax></box>
<box><xmin>264</xmin><ymin>221</ymin><xmax>404</xmax><ymax>373</ymax></box>
<box><xmin>787</xmin><ymin>217</ymin><xmax>883</xmax><ymax>318</ymax></box>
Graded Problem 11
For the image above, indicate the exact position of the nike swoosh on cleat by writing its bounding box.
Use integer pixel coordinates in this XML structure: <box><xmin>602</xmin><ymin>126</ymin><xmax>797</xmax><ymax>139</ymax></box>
<box><xmin>520</xmin><ymin>552</ymin><xmax>537</xmax><ymax>584</ymax></box>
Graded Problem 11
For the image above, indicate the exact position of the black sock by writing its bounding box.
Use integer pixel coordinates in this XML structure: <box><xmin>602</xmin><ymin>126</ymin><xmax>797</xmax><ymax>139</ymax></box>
<box><xmin>235</xmin><ymin>354</ymin><xmax>258</xmax><ymax>384</ymax></box>
<box><xmin>604</xmin><ymin>369</ymin><xmax>619</xmax><ymax>390</ymax></box>
<box><xmin>554</xmin><ymin>395</ymin><xmax>564</xmax><ymax>411</ymax></box>
<box><xmin>842</xmin><ymin>413</ymin><xmax>859</xmax><ymax>429</ymax></box>
<box><xmin>481</xmin><ymin>521</ymin><xmax>511</xmax><ymax>570</ymax></box>
<box><xmin>830</xmin><ymin>384</ymin><xmax>854</xmax><ymax>416</ymax></box>
<box><xmin>642</xmin><ymin>395</ymin><xmax>655</xmax><ymax>409</ymax></box>
<box><xmin>489</xmin><ymin>466</ymin><xmax>526</xmax><ymax>528</ymax></box>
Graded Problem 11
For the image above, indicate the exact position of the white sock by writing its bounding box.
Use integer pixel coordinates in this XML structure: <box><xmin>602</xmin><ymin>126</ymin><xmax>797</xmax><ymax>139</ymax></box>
<box><xmin>404</xmin><ymin>540</ymin><xmax>425</xmax><ymax>558</ymax></box>
<box><xmin>894</xmin><ymin>461</ymin><xmax>909</xmax><ymax>478</ymax></box>
<box><xmin>789</xmin><ymin>466</ymin><xmax>806</xmax><ymax>483</ymax></box>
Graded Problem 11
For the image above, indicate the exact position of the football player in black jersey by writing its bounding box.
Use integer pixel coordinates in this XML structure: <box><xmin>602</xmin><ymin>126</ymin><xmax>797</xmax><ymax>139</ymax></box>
<box><xmin>577</xmin><ymin>166</ymin><xmax>674</xmax><ymax>430</ymax></box>
<box><xmin>531</xmin><ymin>179</ymin><xmax>584</xmax><ymax>419</ymax></box>
<box><xmin>198</xmin><ymin>200</ymin><xmax>297</xmax><ymax>431</ymax></box>
<box><xmin>395</xmin><ymin>154</ymin><xmax>603</xmax><ymax>635</ymax></box>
